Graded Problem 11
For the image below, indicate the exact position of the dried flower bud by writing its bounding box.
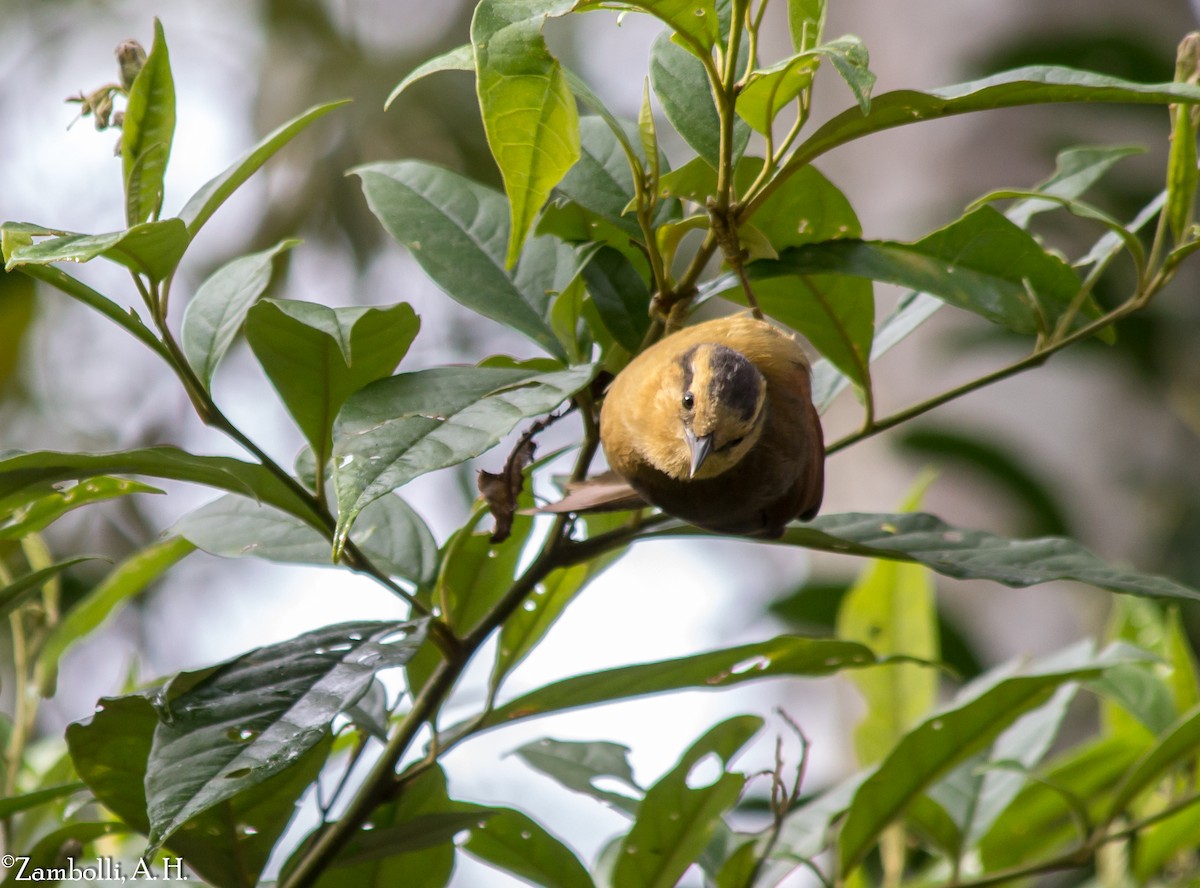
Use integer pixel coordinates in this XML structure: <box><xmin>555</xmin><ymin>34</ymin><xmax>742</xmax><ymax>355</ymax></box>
<box><xmin>94</xmin><ymin>92</ymin><xmax>113</xmax><ymax>130</ymax></box>
<box><xmin>116</xmin><ymin>39</ymin><xmax>147</xmax><ymax>90</ymax></box>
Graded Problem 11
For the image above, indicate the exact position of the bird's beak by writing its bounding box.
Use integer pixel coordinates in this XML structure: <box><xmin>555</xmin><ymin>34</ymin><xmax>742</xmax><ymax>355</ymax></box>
<box><xmin>685</xmin><ymin>429</ymin><xmax>713</xmax><ymax>478</ymax></box>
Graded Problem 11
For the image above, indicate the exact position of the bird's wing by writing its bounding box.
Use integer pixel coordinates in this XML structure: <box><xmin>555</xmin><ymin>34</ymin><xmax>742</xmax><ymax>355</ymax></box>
<box><xmin>537</xmin><ymin>471</ymin><xmax>648</xmax><ymax>514</ymax></box>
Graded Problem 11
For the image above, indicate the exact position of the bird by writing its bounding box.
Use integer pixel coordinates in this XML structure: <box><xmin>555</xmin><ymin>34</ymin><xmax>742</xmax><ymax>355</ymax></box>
<box><xmin>562</xmin><ymin>314</ymin><xmax>824</xmax><ymax>537</ymax></box>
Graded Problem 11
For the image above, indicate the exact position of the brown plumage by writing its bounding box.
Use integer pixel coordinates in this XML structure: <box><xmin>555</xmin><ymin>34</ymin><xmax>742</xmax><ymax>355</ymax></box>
<box><xmin>594</xmin><ymin>314</ymin><xmax>824</xmax><ymax>537</ymax></box>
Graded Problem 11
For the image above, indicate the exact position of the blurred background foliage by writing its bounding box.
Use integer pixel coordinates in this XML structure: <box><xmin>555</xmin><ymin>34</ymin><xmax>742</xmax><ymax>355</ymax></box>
<box><xmin>5</xmin><ymin>0</ymin><xmax>1200</xmax><ymax>866</ymax></box>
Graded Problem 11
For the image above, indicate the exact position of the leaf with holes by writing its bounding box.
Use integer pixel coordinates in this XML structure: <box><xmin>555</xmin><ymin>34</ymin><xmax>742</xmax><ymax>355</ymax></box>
<box><xmin>143</xmin><ymin>620</ymin><xmax>425</xmax><ymax>850</ymax></box>
<box><xmin>3</xmin><ymin>219</ymin><xmax>189</xmax><ymax>283</ymax></box>
<box><xmin>512</xmin><ymin>737</ymin><xmax>642</xmax><ymax>815</ymax></box>
<box><xmin>614</xmin><ymin>716</ymin><xmax>761</xmax><ymax>888</ymax></box>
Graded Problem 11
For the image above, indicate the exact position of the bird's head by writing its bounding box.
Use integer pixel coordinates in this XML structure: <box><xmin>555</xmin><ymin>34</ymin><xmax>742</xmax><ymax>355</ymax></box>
<box><xmin>655</xmin><ymin>341</ymin><xmax>768</xmax><ymax>480</ymax></box>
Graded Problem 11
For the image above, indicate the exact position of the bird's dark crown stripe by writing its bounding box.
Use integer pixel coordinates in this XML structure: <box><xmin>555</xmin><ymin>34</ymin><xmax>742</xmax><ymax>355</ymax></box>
<box><xmin>707</xmin><ymin>345</ymin><xmax>761</xmax><ymax>421</ymax></box>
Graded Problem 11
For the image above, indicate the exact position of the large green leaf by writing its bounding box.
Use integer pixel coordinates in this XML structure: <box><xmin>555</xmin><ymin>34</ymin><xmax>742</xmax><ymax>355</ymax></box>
<box><xmin>649</xmin><ymin>31</ymin><xmax>749</xmax><ymax>170</ymax></box>
<box><xmin>0</xmin><ymin>823</ymin><xmax>128</xmax><ymax>888</ymax></box>
<box><xmin>66</xmin><ymin>693</ymin><xmax>332</xmax><ymax>888</ymax></box>
<box><xmin>0</xmin><ymin>476</ymin><xmax>161</xmax><ymax>540</ymax></box>
<box><xmin>787</xmin><ymin>0</ymin><xmax>826</xmax><ymax>52</ymax></box>
<box><xmin>144</xmin><ymin>620</ymin><xmax>425</xmax><ymax>850</ymax></box>
<box><xmin>332</xmin><ymin>363</ymin><xmax>595</xmax><ymax>550</ymax></box>
<box><xmin>979</xmin><ymin>733</ymin><xmax>1148</xmax><ymax>869</ymax></box>
<box><xmin>450</xmin><ymin>635</ymin><xmax>888</xmax><ymax>741</ymax></box>
<box><xmin>3</xmin><ymin>219</ymin><xmax>189</xmax><ymax>283</ymax></box>
<box><xmin>738</xmin><ymin>36</ymin><xmax>873</xmax><ymax>134</ymax></box>
<box><xmin>665</xmin><ymin>512</ymin><xmax>1200</xmax><ymax>601</ymax></box>
<box><xmin>836</xmin><ymin>643</ymin><xmax>1145</xmax><ymax>874</ymax></box>
<box><xmin>179</xmin><ymin>100</ymin><xmax>349</xmax><ymax>239</ymax></box>
<box><xmin>245</xmin><ymin>298</ymin><xmax>419</xmax><ymax>475</ymax></box>
<box><xmin>582</xmin><ymin>246</ymin><xmax>651</xmax><ymax>353</ymax></box>
<box><xmin>181</xmin><ymin>239</ymin><xmax>299</xmax><ymax>389</ymax></box>
<box><xmin>174</xmin><ymin>492</ymin><xmax>438</xmax><ymax>589</ymax></box>
<box><xmin>765</xmin><ymin>206</ymin><xmax>1086</xmax><ymax>336</ymax></box>
<box><xmin>927</xmin><ymin>683</ymin><xmax>1077</xmax><ymax>854</ymax></box>
<box><xmin>121</xmin><ymin>19</ymin><xmax>175</xmax><ymax>226</ymax></box>
<box><xmin>356</xmin><ymin>160</ymin><xmax>574</xmax><ymax>359</ymax></box>
<box><xmin>837</xmin><ymin>555</ymin><xmax>937</xmax><ymax>767</ymax></box>
<box><xmin>783</xmin><ymin>67</ymin><xmax>1200</xmax><ymax>178</ymax></box>
<box><xmin>472</xmin><ymin>0</ymin><xmax>580</xmax><ymax>266</ymax></box>
<box><xmin>559</xmin><ymin>117</ymin><xmax>642</xmax><ymax>236</ymax></box>
<box><xmin>36</xmin><ymin>536</ymin><xmax>195</xmax><ymax>697</ymax></box>
<box><xmin>614</xmin><ymin>716</ymin><xmax>760</xmax><ymax>888</ymax></box>
<box><xmin>808</xmin><ymin>144</ymin><xmax>1147</xmax><ymax>409</ymax></box>
<box><xmin>0</xmin><ymin>447</ymin><xmax>324</xmax><ymax>529</ymax></box>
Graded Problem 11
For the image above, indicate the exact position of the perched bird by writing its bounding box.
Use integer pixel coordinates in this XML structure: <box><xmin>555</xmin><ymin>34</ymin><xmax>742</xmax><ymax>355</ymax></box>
<box><xmin>592</xmin><ymin>314</ymin><xmax>825</xmax><ymax>537</ymax></box>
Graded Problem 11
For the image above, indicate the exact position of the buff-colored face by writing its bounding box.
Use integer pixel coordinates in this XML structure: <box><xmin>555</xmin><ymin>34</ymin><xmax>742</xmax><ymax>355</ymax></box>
<box><xmin>649</xmin><ymin>341</ymin><xmax>768</xmax><ymax>480</ymax></box>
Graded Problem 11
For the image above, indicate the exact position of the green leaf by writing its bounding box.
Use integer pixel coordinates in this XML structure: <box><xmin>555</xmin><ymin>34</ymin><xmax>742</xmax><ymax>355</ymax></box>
<box><xmin>472</xmin><ymin>0</ymin><xmax>580</xmax><ymax>266</ymax></box>
<box><xmin>0</xmin><ymin>271</ymin><xmax>35</xmax><ymax>392</ymax></box>
<box><xmin>744</xmin><ymin>512</ymin><xmax>1200</xmax><ymax>601</ymax></box>
<box><xmin>172</xmin><ymin>492</ymin><xmax>437</xmax><ymax>588</ymax></box>
<box><xmin>36</xmin><ymin>536</ymin><xmax>195</xmax><ymax>697</ymax></box>
<box><xmin>613</xmin><ymin>716</ymin><xmax>760</xmax><ymax>888</ymax></box>
<box><xmin>122</xmin><ymin>19</ymin><xmax>175</xmax><ymax>226</ymax></box>
<box><xmin>386</xmin><ymin>44</ymin><xmax>475</xmax><ymax>108</ymax></box>
<box><xmin>512</xmin><ymin>737</ymin><xmax>642</xmax><ymax>815</ymax></box>
<box><xmin>929</xmin><ymin>683</ymin><xmax>1077</xmax><ymax>851</ymax></box>
<box><xmin>787</xmin><ymin>0</ymin><xmax>825</xmax><ymax>52</ymax></box>
<box><xmin>559</xmin><ymin>117</ymin><xmax>643</xmax><ymax>236</ymax></box>
<box><xmin>820</xmin><ymin>35</ymin><xmax>875</xmax><ymax>113</ymax></box>
<box><xmin>144</xmin><ymin>620</ymin><xmax>425</xmax><ymax>849</ymax></box>
<box><xmin>737</xmin><ymin>51</ymin><xmax>822</xmax><ymax>134</ymax></box>
<box><xmin>0</xmin><ymin>558</ymin><xmax>96</xmax><ymax>623</ymax></box>
<box><xmin>837</xmin><ymin>643</ymin><xmax>1141</xmax><ymax>874</ymax></box>
<box><xmin>0</xmin><ymin>447</ymin><xmax>325</xmax><ymax>530</ymax></box>
<box><xmin>451</xmin><ymin>635</ymin><xmax>887</xmax><ymax>741</ymax></box>
<box><xmin>245</xmin><ymin>298</ymin><xmax>419</xmax><ymax>475</ymax></box>
<box><xmin>1108</xmin><ymin>702</ymin><xmax>1200</xmax><ymax>822</ymax></box>
<box><xmin>66</xmin><ymin>693</ymin><xmax>332</xmax><ymax>887</ymax></box>
<box><xmin>1099</xmin><ymin>597</ymin><xmax>1179</xmax><ymax>737</ymax></box>
<box><xmin>464</xmin><ymin>806</ymin><xmax>595</xmax><ymax>888</ymax></box>
<box><xmin>649</xmin><ymin>32</ymin><xmax>749</xmax><ymax>169</ymax></box>
<box><xmin>808</xmin><ymin>144</ymin><xmax>1143</xmax><ymax>409</ymax></box>
<box><xmin>837</xmin><ymin>551</ymin><xmax>938</xmax><ymax>766</ymax></box>
<box><xmin>1005</xmin><ymin>144</ymin><xmax>1144</xmax><ymax>228</ymax></box>
<box><xmin>0</xmin><ymin>476</ymin><xmax>162</xmax><ymax>540</ymax></box>
<box><xmin>0</xmin><ymin>783</ymin><xmax>86</xmax><ymax>819</ymax></box>
<box><xmin>786</xmin><ymin>66</ymin><xmax>1200</xmax><ymax>178</ymax></box>
<box><xmin>180</xmin><ymin>100</ymin><xmax>350</xmax><ymax>239</ymax></box>
<box><xmin>583</xmin><ymin>246</ymin><xmax>651</xmax><ymax>353</ymax></box>
<box><xmin>766</xmin><ymin>206</ymin><xmax>1086</xmax><ymax>336</ymax></box>
<box><xmin>182</xmin><ymin>239</ymin><xmax>299</xmax><ymax>390</ymax></box>
<box><xmin>356</xmin><ymin>160</ymin><xmax>574</xmax><ymax>359</ymax></box>
<box><xmin>437</xmin><ymin>504</ymin><xmax>533</xmax><ymax>639</ymax></box>
<box><xmin>332</xmin><ymin>363</ymin><xmax>596</xmax><ymax>550</ymax></box>
<box><xmin>4</xmin><ymin>218</ymin><xmax>189</xmax><ymax>283</ymax></box>
<box><xmin>979</xmin><ymin>733</ymin><xmax>1148</xmax><ymax>869</ymax></box>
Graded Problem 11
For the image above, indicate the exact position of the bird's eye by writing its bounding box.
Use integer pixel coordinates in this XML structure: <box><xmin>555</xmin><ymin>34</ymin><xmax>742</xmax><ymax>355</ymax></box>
<box><xmin>682</xmin><ymin>392</ymin><xmax>695</xmax><ymax>410</ymax></box>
